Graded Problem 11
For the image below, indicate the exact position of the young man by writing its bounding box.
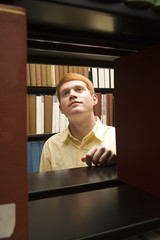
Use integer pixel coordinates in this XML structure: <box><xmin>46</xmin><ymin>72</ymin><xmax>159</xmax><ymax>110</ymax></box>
<box><xmin>40</xmin><ymin>73</ymin><xmax>116</xmax><ymax>172</ymax></box>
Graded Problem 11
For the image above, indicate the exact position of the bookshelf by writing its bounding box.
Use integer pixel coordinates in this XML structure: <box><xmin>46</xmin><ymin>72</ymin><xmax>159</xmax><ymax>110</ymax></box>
<box><xmin>18</xmin><ymin>0</ymin><xmax>160</xmax><ymax>177</ymax></box>
<box><xmin>4</xmin><ymin>0</ymin><xmax>160</xmax><ymax>239</ymax></box>
<box><xmin>12</xmin><ymin>0</ymin><xmax>160</xmax><ymax>184</ymax></box>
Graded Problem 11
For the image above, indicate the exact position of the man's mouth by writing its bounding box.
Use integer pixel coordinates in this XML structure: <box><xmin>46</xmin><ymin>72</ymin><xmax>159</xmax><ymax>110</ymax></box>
<box><xmin>69</xmin><ymin>101</ymin><xmax>81</xmax><ymax>107</ymax></box>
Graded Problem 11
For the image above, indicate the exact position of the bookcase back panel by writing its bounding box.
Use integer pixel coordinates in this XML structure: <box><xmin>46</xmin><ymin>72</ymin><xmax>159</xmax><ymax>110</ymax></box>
<box><xmin>115</xmin><ymin>44</ymin><xmax>160</xmax><ymax>197</ymax></box>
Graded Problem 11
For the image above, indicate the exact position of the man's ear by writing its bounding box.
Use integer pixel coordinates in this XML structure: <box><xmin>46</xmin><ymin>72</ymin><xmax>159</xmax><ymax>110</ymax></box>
<box><xmin>92</xmin><ymin>93</ymin><xmax>98</xmax><ymax>106</ymax></box>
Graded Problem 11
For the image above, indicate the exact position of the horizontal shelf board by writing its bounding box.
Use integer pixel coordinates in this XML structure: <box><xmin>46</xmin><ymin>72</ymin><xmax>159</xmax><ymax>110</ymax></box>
<box><xmin>27</xmin><ymin>86</ymin><xmax>114</xmax><ymax>95</ymax></box>
<box><xmin>95</xmin><ymin>88</ymin><xmax>114</xmax><ymax>94</ymax></box>
<box><xmin>43</xmin><ymin>0</ymin><xmax>160</xmax><ymax>21</ymax></box>
<box><xmin>28</xmin><ymin>133</ymin><xmax>55</xmax><ymax>142</ymax></box>
<box><xmin>27</xmin><ymin>86</ymin><xmax>56</xmax><ymax>95</ymax></box>
<box><xmin>15</xmin><ymin>0</ymin><xmax>160</xmax><ymax>51</ymax></box>
<box><xmin>27</xmin><ymin>48</ymin><xmax>116</xmax><ymax>67</ymax></box>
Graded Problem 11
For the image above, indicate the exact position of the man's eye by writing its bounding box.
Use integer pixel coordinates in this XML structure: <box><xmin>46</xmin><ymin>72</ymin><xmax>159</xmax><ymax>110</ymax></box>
<box><xmin>62</xmin><ymin>92</ymin><xmax>69</xmax><ymax>97</ymax></box>
<box><xmin>76</xmin><ymin>88</ymin><xmax>82</xmax><ymax>92</ymax></box>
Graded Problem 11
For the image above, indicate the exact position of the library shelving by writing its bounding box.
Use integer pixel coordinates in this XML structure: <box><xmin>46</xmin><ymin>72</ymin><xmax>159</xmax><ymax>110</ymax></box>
<box><xmin>3</xmin><ymin>1</ymin><xmax>160</xmax><ymax>239</ymax></box>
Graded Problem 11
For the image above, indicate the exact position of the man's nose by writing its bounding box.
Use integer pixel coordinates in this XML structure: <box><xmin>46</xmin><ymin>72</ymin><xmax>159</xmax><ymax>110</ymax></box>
<box><xmin>69</xmin><ymin>89</ymin><xmax>77</xmax><ymax>99</ymax></box>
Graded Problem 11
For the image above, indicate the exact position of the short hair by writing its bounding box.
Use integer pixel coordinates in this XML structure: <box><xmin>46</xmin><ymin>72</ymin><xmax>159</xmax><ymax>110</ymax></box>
<box><xmin>56</xmin><ymin>72</ymin><xmax>95</xmax><ymax>101</ymax></box>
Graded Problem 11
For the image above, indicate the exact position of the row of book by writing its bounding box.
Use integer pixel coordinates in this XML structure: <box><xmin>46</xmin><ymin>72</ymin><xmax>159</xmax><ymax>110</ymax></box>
<box><xmin>27</xmin><ymin>93</ymin><xmax>115</xmax><ymax>135</ymax></box>
<box><xmin>27</xmin><ymin>64</ymin><xmax>89</xmax><ymax>87</ymax></box>
<box><xmin>27</xmin><ymin>64</ymin><xmax>114</xmax><ymax>89</ymax></box>
<box><xmin>94</xmin><ymin>93</ymin><xmax>115</xmax><ymax>127</ymax></box>
<box><xmin>89</xmin><ymin>68</ymin><xmax>114</xmax><ymax>88</ymax></box>
<box><xmin>27</xmin><ymin>94</ymin><xmax>69</xmax><ymax>135</ymax></box>
<box><xmin>27</xmin><ymin>141</ymin><xmax>45</xmax><ymax>173</ymax></box>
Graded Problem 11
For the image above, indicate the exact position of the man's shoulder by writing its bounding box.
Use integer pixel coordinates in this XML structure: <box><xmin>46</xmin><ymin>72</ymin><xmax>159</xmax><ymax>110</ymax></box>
<box><xmin>46</xmin><ymin>129</ymin><xmax>68</xmax><ymax>144</ymax></box>
<box><xmin>102</xmin><ymin>125</ymin><xmax>115</xmax><ymax>137</ymax></box>
<box><xmin>100</xmin><ymin>120</ymin><xmax>115</xmax><ymax>132</ymax></box>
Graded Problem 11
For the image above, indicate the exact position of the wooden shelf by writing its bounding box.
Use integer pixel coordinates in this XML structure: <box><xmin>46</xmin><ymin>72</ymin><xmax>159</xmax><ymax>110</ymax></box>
<box><xmin>27</xmin><ymin>86</ymin><xmax>56</xmax><ymax>95</ymax></box>
<box><xmin>28</xmin><ymin>133</ymin><xmax>55</xmax><ymax>142</ymax></box>
<box><xmin>27</xmin><ymin>86</ymin><xmax>114</xmax><ymax>95</ymax></box>
<box><xmin>15</xmin><ymin>0</ymin><xmax>160</xmax><ymax>55</ymax></box>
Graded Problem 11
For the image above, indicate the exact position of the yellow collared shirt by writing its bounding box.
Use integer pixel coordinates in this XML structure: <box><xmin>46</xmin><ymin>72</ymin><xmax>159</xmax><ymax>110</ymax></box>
<box><xmin>40</xmin><ymin>117</ymin><xmax>116</xmax><ymax>172</ymax></box>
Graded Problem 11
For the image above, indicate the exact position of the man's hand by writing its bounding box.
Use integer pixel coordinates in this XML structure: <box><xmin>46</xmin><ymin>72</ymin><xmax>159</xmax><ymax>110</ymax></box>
<box><xmin>81</xmin><ymin>146</ymin><xmax>116</xmax><ymax>167</ymax></box>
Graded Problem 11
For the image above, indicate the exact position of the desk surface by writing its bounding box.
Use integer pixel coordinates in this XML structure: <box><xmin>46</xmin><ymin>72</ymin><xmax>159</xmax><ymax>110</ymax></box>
<box><xmin>28</xmin><ymin>165</ymin><xmax>121</xmax><ymax>200</ymax></box>
<box><xmin>29</xmin><ymin>184</ymin><xmax>160</xmax><ymax>240</ymax></box>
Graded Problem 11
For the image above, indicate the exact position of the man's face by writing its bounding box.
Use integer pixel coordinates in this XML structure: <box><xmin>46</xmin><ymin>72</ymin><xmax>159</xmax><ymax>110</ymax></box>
<box><xmin>59</xmin><ymin>80</ymin><xmax>98</xmax><ymax>119</ymax></box>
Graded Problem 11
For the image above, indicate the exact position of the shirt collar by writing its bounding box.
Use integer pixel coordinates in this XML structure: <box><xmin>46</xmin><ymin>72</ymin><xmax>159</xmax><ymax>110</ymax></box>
<box><xmin>92</xmin><ymin>117</ymin><xmax>105</xmax><ymax>141</ymax></box>
<box><xmin>61</xmin><ymin>116</ymin><xmax>104</xmax><ymax>142</ymax></box>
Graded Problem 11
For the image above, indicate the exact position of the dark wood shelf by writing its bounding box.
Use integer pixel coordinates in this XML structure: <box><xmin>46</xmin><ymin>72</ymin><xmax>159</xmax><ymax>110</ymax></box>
<box><xmin>27</xmin><ymin>86</ymin><xmax>56</xmax><ymax>95</ymax></box>
<box><xmin>27</xmin><ymin>86</ymin><xmax>114</xmax><ymax>95</ymax></box>
<box><xmin>15</xmin><ymin>0</ymin><xmax>160</xmax><ymax>56</ymax></box>
<box><xmin>28</xmin><ymin>133</ymin><xmax>55</xmax><ymax>142</ymax></box>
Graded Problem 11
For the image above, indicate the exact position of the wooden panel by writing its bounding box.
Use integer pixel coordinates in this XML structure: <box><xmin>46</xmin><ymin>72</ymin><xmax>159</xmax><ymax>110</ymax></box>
<box><xmin>115</xmin><ymin>44</ymin><xmax>160</xmax><ymax>197</ymax></box>
<box><xmin>0</xmin><ymin>4</ymin><xmax>28</xmax><ymax>239</ymax></box>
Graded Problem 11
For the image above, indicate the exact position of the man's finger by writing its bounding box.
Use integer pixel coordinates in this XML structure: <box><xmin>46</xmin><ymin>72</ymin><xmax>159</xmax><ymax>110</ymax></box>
<box><xmin>81</xmin><ymin>146</ymin><xmax>97</xmax><ymax>166</ymax></box>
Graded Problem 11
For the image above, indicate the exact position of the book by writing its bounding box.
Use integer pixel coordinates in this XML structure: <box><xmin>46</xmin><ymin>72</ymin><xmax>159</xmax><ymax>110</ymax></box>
<box><xmin>98</xmin><ymin>68</ymin><xmax>105</xmax><ymax>88</ymax></box>
<box><xmin>41</xmin><ymin>64</ymin><xmax>47</xmax><ymax>86</ymax></box>
<box><xmin>112</xmin><ymin>95</ymin><xmax>115</xmax><ymax>127</ymax></box>
<box><xmin>46</xmin><ymin>65</ymin><xmax>51</xmax><ymax>86</ymax></box>
<box><xmin>31</xmin><ymin>142</ymin><xmax>41</xmax><ymax>173</ymax></box>
<box><xmin>0</xmin><ymin>4</ymin><xmax>28</xmax><ymax>239</ymax></box>
<box><xmin>106</xmin><ymin>93</ymin><xmax>113</xmax><ymax>126</ymax></box>
<box><xmin>44</xmin><ymin>95</ymin><xmax>53</xmax><ymax>133</ymax></box>
<box><xmin>109</xmin><ymin>93</ymin><xmax>113</xmax><ymax>126</ymax></box>
<box><xmin>36</xmin><ymin>95</ymin><xmax>44</xmax><ymax>134</ymax></box>
<box><xmin>63</xmin><ymin>65</ymin><xmax>69</xmax><ymax>75</ymax></box>
<box><xmin>35</xmin><ymin>64</ymin><xmax>42</xmax><ymax>86</ymax></box>
<box><xmin>92</xmin><ymin>68</ymin><xmax>98</xmax><ymax>88</ymax></box>
<box><xmin>83</xmin><ymin>67</ymin><xmax>89</xmax><ymax>78</ymax></box>
<box><xmin>51</xmin><ymin>65</ymin><xmax>56</xmax><ymax>87</ymax></box>
<box><xmin>94</xmin><ymin>92</ymin><xmax>101</xmax><ymax>119</ymax></box>
<box><xmin>30</xmin><ymin>64</ymin><xmax>37</xmax><ymax>86</ymax></box>
<box><xmin>26</xmin><ymin>63</ymin><xmax>31</xmax><ymax>86</ymax></box>
<box><xmin>27</xmin><ymin>141</ymin><xmax>45</xmax><ymax>173</ymax></box>
<box><xmin>104</xmin><ymin>68</ymin><xmax>110</xmax><ymax>88</ymax></box>
<box><xmin>52</xmin><ymin>96</ymin><xmax>60</xmax><ymax>133</ymax></box>
<box><xmin>55</xmin><ymin>65</ymin><xmax>60</xmax><ymax>85</ymax></box>
<box><xmin>101</xmin><ymin>94</ymin><xmax>107</xmax><ymax>125</ymax></box>
<box><xmin>89</xmin><ymin>67</ymin><xmax>93</xmax><ymax>82</ymax></box>
<box><xmin>110</xmin><ymin>69</ymin><xmax>114</xmax><ymax>88</ymax></box>
<box><xmin>28</xmin><ymin>94</ymin><xmax>36</xmax><ymax>134</ymax></box>
<box><xmin>68</xmin><ymin>66</ymin><xmax>74</xmax><ymax>73</ymax></box>
<box><xmin>27</xmin><ymin>142</ymin><xmax>32</xmax><ymax>173</ymax></box>
<box><xmin>78</xmin><ymin>66</ymin><xmax>84</xmax><ymax>75</ymax></box>
<box><xmin>59</xmin><ymin>65</ymin><xmax>64</xmax><ymax>80</ymax></box>
<box><xmin>73</xmin><ymin>66</ymin><xmax>79</xmax><ymax>73</ymax></box>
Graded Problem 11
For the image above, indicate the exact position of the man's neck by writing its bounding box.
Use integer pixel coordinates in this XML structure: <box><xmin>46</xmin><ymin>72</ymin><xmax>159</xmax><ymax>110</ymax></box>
<box><xmin>68</xmin><ymin>113</ymin><xmax>96</xmax><ymax>141</ymax></box>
